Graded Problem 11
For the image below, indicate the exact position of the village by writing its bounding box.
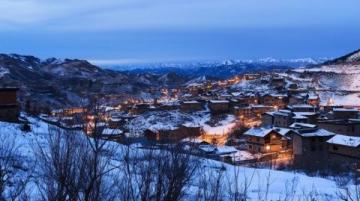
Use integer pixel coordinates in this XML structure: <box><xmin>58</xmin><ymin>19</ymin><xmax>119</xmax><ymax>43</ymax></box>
<box><xmin>1</xmin><ymin>71</ymin><xmax>360</xmax><ymax>176</ymax></box>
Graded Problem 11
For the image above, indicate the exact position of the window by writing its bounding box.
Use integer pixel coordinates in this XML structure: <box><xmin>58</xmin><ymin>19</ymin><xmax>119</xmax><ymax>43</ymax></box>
<box><xmin>333</xmin><ymin>145</ymin><xmax>338</xmax><ymax>151</ymax></box>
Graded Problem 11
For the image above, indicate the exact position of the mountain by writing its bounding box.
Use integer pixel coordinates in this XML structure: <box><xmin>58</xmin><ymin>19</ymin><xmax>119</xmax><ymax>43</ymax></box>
<box><xmin>113</xmin><ymin>58</ymin><xmax>324</xmax><ymax>79</ymax></box>
<box><xmin>0</xmin><ymin>54</ymin><xmax>191</xmax><ymax>110</ymax></box>
<box><xmin>322</xmin><ymin>49</ymin><xmax>360</xmax><ymax>65</ymax></box>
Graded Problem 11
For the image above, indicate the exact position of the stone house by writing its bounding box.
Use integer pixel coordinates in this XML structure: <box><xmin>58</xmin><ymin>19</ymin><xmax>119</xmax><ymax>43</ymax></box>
<box><xmin>0</xmin><ymin>87</ymin><xmax>20</xmax><ymax>122</ymax></box>
<box><xmin>243</xmin><ymin>127</ymin><xmax>291</xmax><ymax>154</ymax></box>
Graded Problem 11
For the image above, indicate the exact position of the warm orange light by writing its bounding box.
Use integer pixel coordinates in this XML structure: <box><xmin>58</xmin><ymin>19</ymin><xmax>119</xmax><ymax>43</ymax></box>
<box><xmin>266</xmin><ymin>145</ymin><xmax>271</xmax><ymax>151</ymax></box>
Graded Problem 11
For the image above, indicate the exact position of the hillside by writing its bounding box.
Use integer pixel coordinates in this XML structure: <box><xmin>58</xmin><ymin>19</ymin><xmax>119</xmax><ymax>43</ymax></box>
<box><xmin>0</xmin><ymin>54</ymin><xmax>190</xmax><ymax>109</ymax></box>
<box><xmin>323</xmin><ymin>49</ymin><xmax>360</xmax><ymax>65</ymax></box>
<box><xmin>0</xmin><ymin>117</ymin><xmax>353</xmax><ymax>201</ymax></box>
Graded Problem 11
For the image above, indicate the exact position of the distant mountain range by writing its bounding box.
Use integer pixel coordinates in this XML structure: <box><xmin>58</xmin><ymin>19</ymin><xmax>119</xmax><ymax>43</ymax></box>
<box><xmin>0</xmin><ymin>50</ymin><xmax>357</xmax><ymax>109</ymax></box>
<box><xmin>112</xmin><ymin>58</ymin><xmax>327</xmax><ymax>79</ymax></box>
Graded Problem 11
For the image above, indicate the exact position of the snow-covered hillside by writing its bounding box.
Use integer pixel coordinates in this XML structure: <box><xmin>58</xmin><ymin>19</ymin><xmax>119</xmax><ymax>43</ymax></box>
<box><xmin>0</xmin><ymin>116</ymin><xmax>358</xmax><ymax>200</ymax></box>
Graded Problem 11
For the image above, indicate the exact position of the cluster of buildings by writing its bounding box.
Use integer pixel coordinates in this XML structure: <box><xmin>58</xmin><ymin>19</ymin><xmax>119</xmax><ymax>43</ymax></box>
<box><xmin>2</xmin><ymin>71</ymin><xmax>359</xmax><ymax>174</ymax></box>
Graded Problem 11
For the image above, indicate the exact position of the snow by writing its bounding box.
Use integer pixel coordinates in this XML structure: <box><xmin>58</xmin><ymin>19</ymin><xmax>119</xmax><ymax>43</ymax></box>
<box><xmin>209</xmin><ymin>100</ymin><xmax>230</xmax><ymax>104</ymax></box>
<box><xmin>215</xmin><ymin>146</ymin><xmax>238</xmax><ymax>155</ymax></box>
<box><xmin>183</xmin><ymin>100</ymin><xmax>200</xmax><ymax>104</ymax></box>
<box><xmin>297</xmin><ymin>128</ymin><xmax>335</xmax><ymax>137</ymax></box>
<box><xmin>244</xmin><ymin>127</ymin><xmax>272</xmax><ymax>137</ymax></box>
<box><xmin>333</xmin><ymin>108</ymin><xmax>358</xmax><ymax>112</ymax></box>
<box><xmin>327</xmin><ymin>134</ymin><xmax>360</xmax><ymax>147</ymax></box>
<box><xmin>199</xmin><ymin>144</ymin><xmax>216</xmax><ymax>153</ymax></box>
<box><xmin>228</xmin><ymin>150</ymin><xmax>257</xmax><ymax>161</ymax></box>
<box><xmin>0</xmin><ymin>66</ymin><xmax>9</xmax><ymax>77</ymax></box>
<box><xmin>202</xmin><ymin>115</ymin><xmax>236</xmax><ymax>136</ymax></box>
<box><xmin>319</xmin><ymin>92</ymin><xmax>360</xmax><ymax>106</ymax></box>
<box><xmin>102</xmin><ymin>128</ymin><xmax>123</xmax><ymax>136</ymax></box>
<box><xmin>289</xmin><ymin>122</ymin><xmax>317</xmax><ymax>129</ymax></box>
<box><xmin>294</xmin><ymin>64</ymin><xmax>360</xmax><ymax>74</ymax></box>
<box><xmin>0</xmin><ymin>115</ymin><xmax>357</xmax><ymax>200</ymax></box>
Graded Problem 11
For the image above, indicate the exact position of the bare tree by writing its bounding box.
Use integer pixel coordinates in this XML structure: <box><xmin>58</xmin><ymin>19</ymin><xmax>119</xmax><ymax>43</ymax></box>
<box><xmin>195</xmin><ymin>164</ymin><xmax>225</xmax><ymax>201</ymax></box>
<box><xmin>116</xmin><ymin>144</ymin><xmax>201</xmax><ymax>201</ymax></box>
<box><xmin>0</xmin><ymin>133</ymin><xmax>30</xmax><ymax>201</ymax></box>
<box><xmin>225</xmin><ymin>166</ymin><xmax>256</xmax><ymax>201</ymax></box>
<box><xmin>34</xmin><ymin>125</ymin><xmax>119</xmax><ymax>201</ymax></box>
<box><xmin>336</xmin><ymin>173</ymin><xmax>360</xmax><ymax>201</ymax></box>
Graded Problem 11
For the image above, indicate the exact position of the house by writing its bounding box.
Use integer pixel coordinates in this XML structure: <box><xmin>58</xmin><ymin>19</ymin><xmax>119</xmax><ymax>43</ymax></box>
<box><xmin>270</xmin><ymin>77</ymin><xmax>286</xmax><ymax>88</ymax></box>
<box><xmin>287</xmin><ymin>104</ymin><xmax>317</xmax><ymax>112</ymax></box>
<box><xmin>234</xmin><ymin>106</ymin><xmax>252</xmax><ymax>118</ymax></box>
<box><xmin>292</xmin><ymin>127</ymin><xmax>335</xmax><ymax>169</ymax></box>
<box><xmin>0</xmin><ymin>87</ymin><xmax>20</xmax><ymax>122</ymax></box>
<box><xmin>317</xmin><ymin>119</ymin><xmax>360</xmax><ymax>136</ymax></box>
<box><xmin>332</xmin><ymin>108</ymin><xmax>359</xmax><ymax>120</ymax></box>
<box><xmin>327</xmin><ymin>134</ymin><xmax>360</xmax><ymax>169</ymax></box>
<box><xmin>307</xmin><ymin>95</ymin><xmax>320</xmax><ymax>106</ymax></box>
<box><xmin>145</xmin><ymin>127</ymin><xmax>183</xmax><ymax>143</ymax></box>
<box><xmin>243</xmin><ymin>127</ymin><xmax>291</xmax><ymax>154</ymax></box>
<box><xmin>288</xmin><ymin>95</ymin><xmax>306</xmax><ymax>105</ymax></box>
<box><xmin>273</xmin><ymin>110</ymin><xmax>293</xmax><ymax>127</ymax></box>
<box><xmin>261</xmin><ymin>94</ymin><xmax>287</xmax><ymax>109</ymax></box>
<box><xmin>180</xmin><ymin>123</ymin><xmax>203</xmax><ymax>137</ymax></box>
<box><xmin>251</xmin><ymin>105</ymin><xmax>274</xmax><ymax>115</ymax></box>
<box><xmin>180</xmin><ymin>100</ymin><xmax>202</xmax><ymax>112</ymax></box>
<box><xmin>208</xmin><ymin>100</ymin><xmax>230</xmax><ymax>114</ymax></box>
<box><xmin>292</xmin><ymin>112</ymin><xmax>318</xmax><ymax>124</ymax></box>
<box><xmin>262</xmin><ymin>112</ymin><xmax>275</xmax><ymax>126</ymax></box>
<box><xmin>145</xmin><ymin>124</ymin><xmax>201</xmax><ymax>143</ymax></box>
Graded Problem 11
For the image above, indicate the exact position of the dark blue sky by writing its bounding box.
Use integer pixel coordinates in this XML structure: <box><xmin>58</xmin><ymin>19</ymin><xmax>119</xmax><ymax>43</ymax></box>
<box><xmin>0</xmin><ymin>0</ymin><xmax>359</xmax><ymax>64</ymax></box>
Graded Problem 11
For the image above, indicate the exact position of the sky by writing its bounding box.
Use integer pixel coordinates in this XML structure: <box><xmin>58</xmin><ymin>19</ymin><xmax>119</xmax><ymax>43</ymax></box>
<box><xmin>0</xmin><ymin>0</ymin><xmax>360</xmax><ymax>64</ymax></box>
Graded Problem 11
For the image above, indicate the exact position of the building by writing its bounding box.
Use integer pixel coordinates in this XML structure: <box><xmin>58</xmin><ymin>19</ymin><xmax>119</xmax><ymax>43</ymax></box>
<box><xmin>145</xmin><ymin>124</ymin><xmax>202</xmax><ymax>143</ymax></box>
<box><xmin>327</xmin><ymin>134</ymin><xmax>360</xmax><ymax>170</ymax></box>
<box><xmin>273</xmin><ymin>110</ymin><xmax>293</xmax><ymax>127</ymax></box>
<box><xmin>287</xmin><ymin>104</ymin><xmax>317</xmax><ymax>112</ymax></box>
<box><xmin>261</xmin><ymin>94</ymin><xmax>287</xmax><ymax>109</ymax></box>
<box><xmin>332</xmin><ymin>108</ymin><xmax>359</xmax><ymax>120</ymax></box>
<box><xmin>307</xmin><ymin>95</ymin><xmax>320</xmax><ymax>106</ymax></box>
<box><xmin>0</xmin><ymin>87</ymin><xmax>20</xmax><ymax>122</ymax></box>
<box><xmin>270</xmin><ymin>77</ymin><xmax>286</xmax><ymax>88</ymax></box>
<box><xmin>262</xmin><ymin>110</ymin><xmax>294</xmax><ymax>128</ymax></box>
<box><xmin>292</xmin><ymin>127</ymin><xmax>335</xmax><ymax>169</ymax></box>
<box><xmin>292</xmin><ymin>112</ymin><xmax>318</xmax><ymax>124</ymax></box>
<box><xmin>208</xmin><ymin>100</ymin><xmax>230</xmax><ymax>114</ymax></box>
<box><xmin>180</xmin><ymin>100</ymin><xmax>203</xmax><ymax>112</ymax></box>
<box><xmin>317</xmin><ymin>119</ymin><xmax>360</xmax><ymax>137</ymax></box>
<box><xmin>243</xmin><ymin>127</ymin><xmax>291</xmax><ymax>154</ymax></box>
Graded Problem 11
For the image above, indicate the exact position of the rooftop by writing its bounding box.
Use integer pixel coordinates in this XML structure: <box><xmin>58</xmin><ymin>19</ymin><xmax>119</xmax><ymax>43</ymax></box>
<box><xmin>327</xmin><ymin>134</ymin><xmax>360</xmax><ymax>147</ymax></box>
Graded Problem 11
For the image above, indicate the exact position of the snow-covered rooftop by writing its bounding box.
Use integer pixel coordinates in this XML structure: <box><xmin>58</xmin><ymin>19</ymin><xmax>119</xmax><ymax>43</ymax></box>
<box><xmin>298</xmin><ymin>128</ymin><xmax>335</xmax><ymax>137</ymax></box>
<box><xmin>327</xmin><ymin>134</ymin><xmax>360</xmax><ymax>147</ymax></box>
<box><xmin>102</xmin><ymin>128</ymin><xmax>123</xmax><ymax>135</ymax></box>
<box><xmin>209</xmin><ymin>100</ymin><xmax>229</xmax><ymax>104</ymax></box>
<box><xmin>333</xmin><ymin>108</ymin><xmax>358</xmax><ymax>112</ymax></box>
<box><xmin>244</xmin><ymin>127</ymin><xmax>273</xmax><ymax>137</ymax></box>
<box><xmin>289</xmin><ymin>122</ymin><xmax>317</xmax><ymax>129</ymax></box>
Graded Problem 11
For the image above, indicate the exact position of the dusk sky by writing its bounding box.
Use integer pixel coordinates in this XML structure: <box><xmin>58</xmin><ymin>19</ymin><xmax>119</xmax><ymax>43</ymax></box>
<box><xmin>1</xmin><ymin>0</ymin><xmax>360</xmax><ymax>64</ymax></box>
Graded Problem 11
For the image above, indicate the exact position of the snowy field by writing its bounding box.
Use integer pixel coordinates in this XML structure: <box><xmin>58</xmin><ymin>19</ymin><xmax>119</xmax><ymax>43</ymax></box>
<box><xmin>1</xmin><ymin>115</ymin><xmax>358</xmax><ymax>200</ymax></box>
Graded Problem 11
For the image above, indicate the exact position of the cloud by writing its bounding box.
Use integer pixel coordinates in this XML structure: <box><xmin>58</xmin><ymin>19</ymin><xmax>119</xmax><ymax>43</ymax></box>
<box><xmin>0</xmin><ymin>0</ymin><xmax>359</xmax><ymax>31</ymax></box>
